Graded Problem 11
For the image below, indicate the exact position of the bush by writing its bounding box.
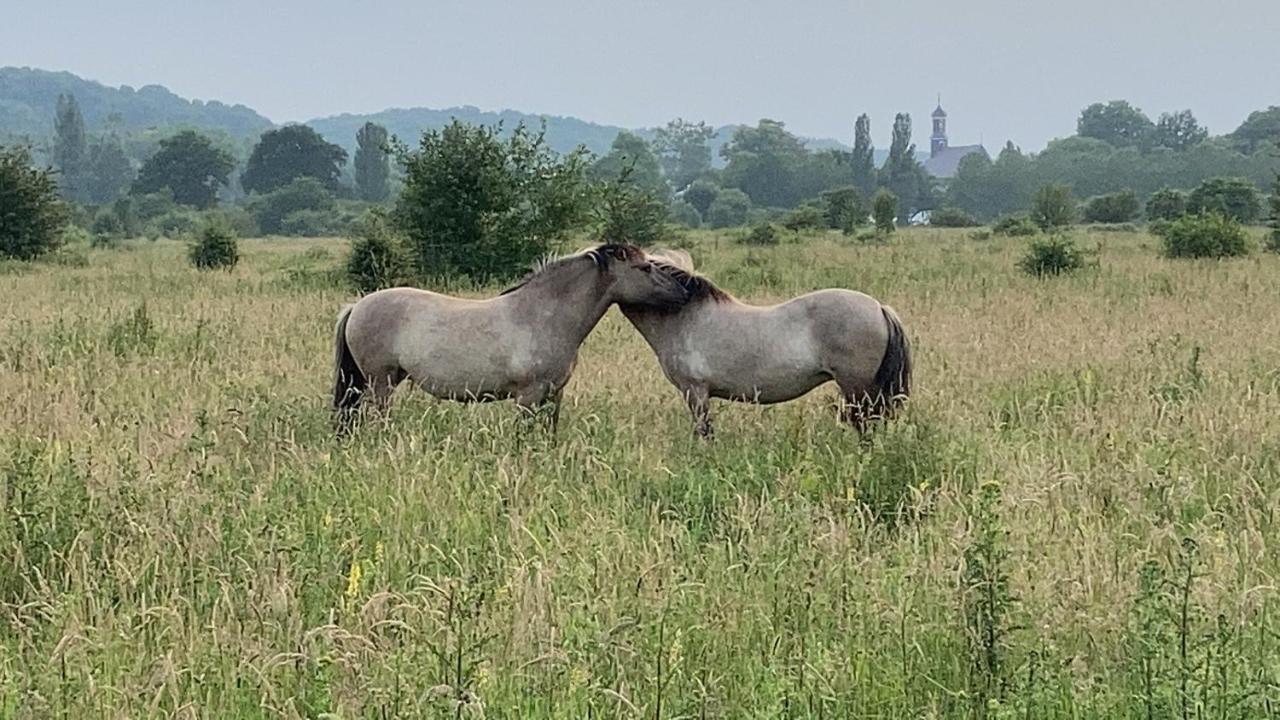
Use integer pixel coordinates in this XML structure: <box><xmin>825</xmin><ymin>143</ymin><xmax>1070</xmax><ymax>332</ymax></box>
<box><xmin>683</xmin><ymin>179</ymin><xmax>720</xmax><ymax>217</ymax></box>
<box><xmin>1267</xmin><ymin>176</ymin><xmax>1280</xmax><ymax>253</ymax></box>
<box><xmin>280</xmin><ymin>209</ymin><xmax>340</xmax><ymax>237</ymax></box>
<box><xmin>147</xmin><ymin>209</ymin><xmax>202</xmax><ymax>239</ymax></box>
<box><xmin>209</xmin><ymin>206</ymin><xmax>260</xmax><ymax>238</ymax></box>
<box><xmin>189</xmin><ymin>220</ymin><xmax>239</xmax><ymax>270</ymax></box>
<box><xmin>819</xmin><ymin>186</ymin><xmax>864</xmax><ymax>234</ymax></box>
<box><xmin>706</xmin><ymin>188</ymin><xmax>751</xmax><ymax>228</ymax></box>
<box><xmin>597</xmin><ymin>171</ymin><xmax>670</xmax><ymax>246</ymax></box>
<box><xmin>739</xmin><ymin>222</ymin><xmax>780</xmax><ymax>246</ymax></box>
<box><xmin>1082</xmin><ymin>190</ymin><xmax>1140</xmax><ymax>223</ymax></box>
<box><xmin>1030</xmin><ymin>184</ymin><xmax>1075</xmax><ymax>231</ymax></box>
<box><xmin>780</xmin><ymin>204</ymin><xmax>826</xmax><ymax>232</ymax></box>
<box><xmin>1145</xmin><ymin>188</ymin><xmax>1187</xmax><ymax>222</ymax></box>
<box><xmin>872</xmin><ymin>190</ymin><xmax>897</xmax><ymax>235</ymax></box>
<box><xmin>1187</xmin><ymin>177</ymin><xmax>1263</xmax><ymax>224</ymax></box>
<box><xmin>1</xmin><ymin>145</ymin><xmax>68</xmax><ymax>260</ymax></box>
<box><xmin>1020</xmin><ymin>234</ymin><xmax>1086</xmax><ymax>276</ymax></box>
<box><xmin>347</xmin><ymin>211</ymin><xmax>412</xmax><ymax>292</ymax></box>
<box><xmin>1157</xmin><ymin>212</ymin><xmax>1250</xmax><ymax>259</ymax></box>
<box><xmin>397</xmin><ymin>121</ymin><xmax>592</xmax><ymax>281</ymax></box>
<box><xmin>131</xmin><ymin>189</ymin><xmax>179</xmax><ymax>221</ymax></box>
<box><xmin>929</xmin><ymin>206</ymin><xmax>980</xmax><ymax>227</ymax></box>
<box><xmin>669</xmin><ymin>199</ymin><xmax>702</xmax><ymax>228</ymax></box>
<box><xmin>250</xmin><ymin>176</ymin><xmax>336</xmax><ymax>235</ymax></box>
<box><xmin>991</xmin><ymin>215</ymin><xmax>1038</xmax><ymax>236</ymax></box>
<box><xmin>91</xmin><ymin>208</ymin><xmax>125</xmax><ymax>241</ymax></box>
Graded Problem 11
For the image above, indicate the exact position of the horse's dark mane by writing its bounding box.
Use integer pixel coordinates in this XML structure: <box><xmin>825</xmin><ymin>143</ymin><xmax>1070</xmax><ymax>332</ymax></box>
<box><xmin>500</xmin><ymin>242</ymin><xmax>640</xmax><ymax>296</ymax></box>
<box><xmin>650</xmin><ymin>261</ymin><xmax>731</xmax><ymax>303</ymax></box>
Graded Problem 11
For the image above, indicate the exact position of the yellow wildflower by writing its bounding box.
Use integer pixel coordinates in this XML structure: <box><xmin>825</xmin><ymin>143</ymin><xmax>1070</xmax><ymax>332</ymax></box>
<box><xmin>345</xmin><ymin>560</ymin><xmax>363</xmax><ymax>601</ymax></box>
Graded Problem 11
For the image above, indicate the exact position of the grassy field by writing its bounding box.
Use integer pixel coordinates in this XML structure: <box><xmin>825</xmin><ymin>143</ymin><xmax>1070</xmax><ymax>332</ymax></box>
<box><xmin>3</xmin><ymin>227</ymin><xmax>1280</xmax><ymax>718</ymax></box>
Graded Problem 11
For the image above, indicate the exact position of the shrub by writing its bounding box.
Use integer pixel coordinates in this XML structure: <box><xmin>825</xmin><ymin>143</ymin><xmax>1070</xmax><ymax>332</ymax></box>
<box><xmin>780</xmin><ymin>204</ymin><xmax>826</xmax><ymax>232</ymax></box>
<box><xmin>147</xmin><ymin>209</ymin><xmax>201</xmax><ymax>239</ymax></box>
<box><xmin>189</xmin><ymin>220</ymin><xmax>239</xmax><ymax>270</ymax></box>
<box><xmin>131</xmin><ymin>189</ymin><xmax>179</xmax><ymax>221</ymax></box>
<box><xmin>1267</xmin><ymin>176</ymin><xmax>1280</xmax><ymax>253</ymax></box>
<box><xmin>682</xmin><ymin>179</ymin><xmax>719</xmax><ymax>217</ymax></box>
<box><xmin>872</xmin><ymin>189</ymin><xmax>897</xmax><ymax>235</ymax></box>
<box><xmin>596</xmin><ymin>170</ymin><xmax>670</xmax><ymax>246</ymax></box>
<box><xmin>1157</xmin><ymin>212</ymin><xmax>1250</xmax><ymax>259</ymax></box>
<box><xmin>669</xmin><ymin>199</ymin><xmax>702</xmax><ymax>228</ymax></box>
<box><xmin>0</xmin><ymin>145</ymin><xmax>68</xmax><ymax>260</ymax></box>
<box><xmin>209</xmin><ymin>206</ymin><xmax>260</xmax><ymax>238</ymax></box>
<box><xmin>739</xmin><ymin>222</ymin><xmax>779</xmax><ymax>246</ymax></box>
<box><xmin>280</xmin><ymin>209</ymin><xmax>339</xmax><ymax>237</ymax></box>
<box><xmin>396</xmin><ymin>121</ymin><xmax>592</xmax><ymax>281</ymax></box>
<box><xmin>347</xmin><ymin>211</ymin><xmax>412</xmax><ymax>292</ymax></box>
<box><xmin>706</xmin><ymin>187</ymin><xmax>752</xmax><ymax>228</ymax></box>
<box><xmin>1020</xmin><ymin>233</ymin><xmax>1086</xmax><ymax>276</ymax></box>
<box><xmin>819</xmin><ymin>186</ymin><xmax>864</xmax><ymax>234</ymax></box>
<box><xmin>1187</xmin><ymin>177</ymin><xmax>1263</xmax><ymax>224</ymax></box>
<box><xmin>929</xmin><ymin>206</ymin><xmax>980</xmax><ymax>227</ymax></box>
<box><xmin>91</xmin><ymin>208</ymin><xmax>125</xmax><ymax>241</ymax></box>
<box><xmin>991</xmin><ymin>215</ymin><xmax>1038</xmax><ymax>236</ymax></box>
<box><xmin>1145</xmin><ymin>188</ymin><xmax>1187</xmax><ymax>222</ymax></box>
<box><xmin>1082</xmin><ymin>190</ymin><xmax>1140</xmax><ymax>223</ymax></box>
<box><xmin>250</xmin><ymin>177</ymin><xmax>336</xmax><ymax>235</ymax></box>
<box><xmin>1030</xmin><ymin>184</ymin><xmax>1075</xmax><ymax>231</ymax></box>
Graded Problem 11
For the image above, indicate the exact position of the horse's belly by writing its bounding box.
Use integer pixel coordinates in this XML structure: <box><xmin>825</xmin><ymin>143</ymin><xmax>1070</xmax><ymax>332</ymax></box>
<box><xmin>709</xmin><ymin>372</ymin><xmax>830</xmax><ymax>404</ymax></box>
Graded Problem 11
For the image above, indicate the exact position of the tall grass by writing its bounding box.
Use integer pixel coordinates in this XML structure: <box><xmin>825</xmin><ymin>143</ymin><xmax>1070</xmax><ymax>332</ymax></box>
<box><xmin>2</xmin><ymin>229</ymin><xmax>1280</xmax><ymax>717</ymax></box>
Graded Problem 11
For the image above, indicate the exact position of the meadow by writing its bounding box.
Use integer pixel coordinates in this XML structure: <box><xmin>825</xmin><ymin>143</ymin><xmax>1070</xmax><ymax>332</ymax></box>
<box><xmin>2</xmin><ymin>227</ymin><xmax>1280</xmax><ymax>718</ymax></box>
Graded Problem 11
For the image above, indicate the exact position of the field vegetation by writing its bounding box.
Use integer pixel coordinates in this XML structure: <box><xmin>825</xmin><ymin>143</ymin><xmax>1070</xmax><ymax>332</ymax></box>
<box><xmin>4</xmin><ymin>226</ymin><xmax>1280</xmax><ymax>717</ymax></box>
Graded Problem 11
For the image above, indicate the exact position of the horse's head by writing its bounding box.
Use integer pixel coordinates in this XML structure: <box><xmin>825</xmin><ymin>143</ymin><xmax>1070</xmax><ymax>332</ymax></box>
<box><xmin>595</xmin><ymin>243</ymin><xmax>689</xmax><ymax>310</ymax></box>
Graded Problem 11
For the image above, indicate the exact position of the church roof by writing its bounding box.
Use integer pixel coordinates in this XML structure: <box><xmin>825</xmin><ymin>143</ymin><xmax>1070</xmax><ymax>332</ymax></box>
<box><xmin>924</xmin><ymin>144</ymin><xmax>988</xmax><ymax>179</ymax></box>
<box><xmin>932</xmin><ymin>104</ymin><xmax>947</xmax><ymax>118</ymax></box>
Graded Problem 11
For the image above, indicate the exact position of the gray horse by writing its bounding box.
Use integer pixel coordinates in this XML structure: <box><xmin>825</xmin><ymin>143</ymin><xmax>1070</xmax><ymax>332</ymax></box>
<box><xmin>620</xmin><ymin>251</ymin><xmax>912</xmax><ymax>437</ymax></box>
<box><xmin>333</xmin><ymin>243</ymin><xmax>687</xmax><ymax>434</ymax></box>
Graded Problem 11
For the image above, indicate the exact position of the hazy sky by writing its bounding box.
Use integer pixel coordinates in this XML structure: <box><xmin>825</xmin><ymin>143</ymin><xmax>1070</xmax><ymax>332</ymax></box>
<box><xmin>5</xmin><ymin>0</ymin><xmax>1278</xmax><ymax>150</ymax></box>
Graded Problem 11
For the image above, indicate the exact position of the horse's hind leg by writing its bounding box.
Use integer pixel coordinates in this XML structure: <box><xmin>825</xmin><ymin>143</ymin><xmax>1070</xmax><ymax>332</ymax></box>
<box><xmin>837</xmin><ymin>382</ymin><xmax>882</xmax><ymax>435</ymax></box>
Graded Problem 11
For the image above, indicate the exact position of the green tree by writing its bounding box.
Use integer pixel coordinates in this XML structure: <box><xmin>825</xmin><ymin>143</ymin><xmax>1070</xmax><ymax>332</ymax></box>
<box><xmin>249</xmin><ymin>176</ymin><xmax>336</xmax><ymax>235</ymax></box>
<box><xmin>720</xmin><ymin>119</ymin><xmax>810</xmax><ymax>208</ymax></box>
<box><xmin>1082</xmin><ymin>190</ymin><xmax>1140</xmax><ymax>223</ymax></box>
<box><xmin>683</xmin><ymin>179</ymin><xmax>719</xmax><ymax>217</ymax></box>
<box><xmin>242</xmin><ymin>125</ymin><xmax>348</xmax><ymax>194</ymax></box>
<box><xmin>879</xmin><ymin>113</ymin><xmax>934</xmax><ymax>218</ymax></box>
<box><xmin>1187</xmin><ymin>177</ymin><xmax>1263</xmax><ymax>223</ymax></box>
<box><xmin>589</xmin><ymin>131</ymin><xmax>668</xmax><ymax>197</ymax></box>
<box><xmin>85</xmin><ymin>136</ymin><xmax>135</xmax><ymax>205</ymax></box>
<box><xmin>1146</xmin><ymin>188</ymin><xmax>1188</xmax><ymax>221</ymax></box>
<box><xmin>1077</xmin><ymin>101</ymin><xmax>1154</xmax><ymax>148</ymax></box>
<box><xmin>0</xmin><ymin>145</ymin><xmax>69</xmax><ymax>260</ymax></box>
<box><xmin>395</xmin><ymin>121</ymin><xmax>592</xmax><ymax>280</ymax></box>
<box><xmin>1152</xmin><ymin>110</ymin><xmax>1208</xmax><ymax>151</ymax></box>
<box><xmin>652</xmin><ymin>119</ymin><xmax>714</xmax><ymax>191</ymax></box>
<box><xmin>1030</xmin><ymin>184</ymin><xmax>1075</xmax><ymax>231</ymax></box>
<box><xmin>820</xmin><ymin>186</ymin><xmax>864</xmax><ymax>233</ymax></box>
<box><xmin>596</xmin><ymin>166</ymin><xmax>670</xmax><ymax>246</ymax></box>
<box><xmin>353</xmin><ymin>122</ymin><xmax>391</xmax><ymax>203</ymax></box>
<box><xmin>132</xmin><ymin>131</ymin><xmax>236</xmax><ymax>209</ymax></box>
<box><xmin>872</xmin><ymin>189</ymin><xmax>897</xmax><ymax>235</ymax></box>
<box><xmin>850</xmin><ymin>114</ymin><xmax>877</xmax><ymax>196</ymax></box>
<box><xmin>705</xmin><ymin>187</ymin><xmax>751</xmax><ymax>228</ymax></box>
<box><xmin>53</xmin><ymin>93</ymin><xmax>88</xmax><ymax>202</ymax></box>
<box><xmin>1228</xmin><ymin>106</ymin><xmax>1280</xmax><ymax>154</ymax></box>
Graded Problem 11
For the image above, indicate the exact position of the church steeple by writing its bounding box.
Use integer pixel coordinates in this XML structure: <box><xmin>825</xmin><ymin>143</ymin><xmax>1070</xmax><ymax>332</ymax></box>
<box><xmin>930</xmin><ymin>94</ymin><xmax>948</xmax><ymax>157</ymax></box>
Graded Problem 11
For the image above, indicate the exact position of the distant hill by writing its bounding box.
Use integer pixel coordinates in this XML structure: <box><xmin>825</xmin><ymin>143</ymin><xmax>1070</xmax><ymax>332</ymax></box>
<box><xmin>2</xmin><ymin>67</ymin><xmax>869</xmax><ymax>166</ymax></box>
<box><xmin>0</xmin><ymin>66</ymin><xmax>273</xmax><ymax>142</ymax></box>
<box><xmin>308</xmin><ymin>109</ymin><xmax>852</xmax><ymax>167</ymax></box>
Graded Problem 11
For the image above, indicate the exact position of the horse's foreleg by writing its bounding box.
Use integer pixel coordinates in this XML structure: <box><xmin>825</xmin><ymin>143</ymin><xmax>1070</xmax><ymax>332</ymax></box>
<box><xmin>515</xmin><ymin>385</ymin><xmax>561</xmax><ymax>434</ymax></box>
<box><xmin>683</xmin><ymin>386</ymin><xmax>713</xmax><ymax>439</ymax></box>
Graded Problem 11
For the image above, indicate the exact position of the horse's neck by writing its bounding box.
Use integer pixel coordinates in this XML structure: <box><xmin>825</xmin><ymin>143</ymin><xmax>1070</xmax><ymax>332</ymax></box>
<box><xmin>512</xmin><ymin>261</ymin><xmax>612</xmax><ymax>344</ymax></box>
<box><xmin>622</xmin><ymin>303</ymin><xmax>704</xmax><ymax>354</ymax></box>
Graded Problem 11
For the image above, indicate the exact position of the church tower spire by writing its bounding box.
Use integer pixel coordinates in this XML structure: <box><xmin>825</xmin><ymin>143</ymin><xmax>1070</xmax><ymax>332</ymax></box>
<box><xmin>930</xmin><ymin>94</ymin><xmax>948</xmax><ymax>158</ymax></box>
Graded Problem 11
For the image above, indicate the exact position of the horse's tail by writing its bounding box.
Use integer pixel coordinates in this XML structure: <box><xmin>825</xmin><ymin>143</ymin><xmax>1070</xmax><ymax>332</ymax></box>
<box><xmin>333</xmin><ymin>305</ymin><xmax>366</xmax><ymax>431</ymax></box>
<box><xmin>872</xmin><ymin>304</ymin><xmax>912</xmax><ymax>413</ymax></box>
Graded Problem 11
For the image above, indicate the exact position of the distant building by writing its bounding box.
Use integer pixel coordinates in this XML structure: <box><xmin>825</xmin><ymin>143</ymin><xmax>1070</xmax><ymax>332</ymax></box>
<box><xmin>923</xmin><ymin>101</ymin><xmax>988</xmax><ymax>179</ymax></box>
